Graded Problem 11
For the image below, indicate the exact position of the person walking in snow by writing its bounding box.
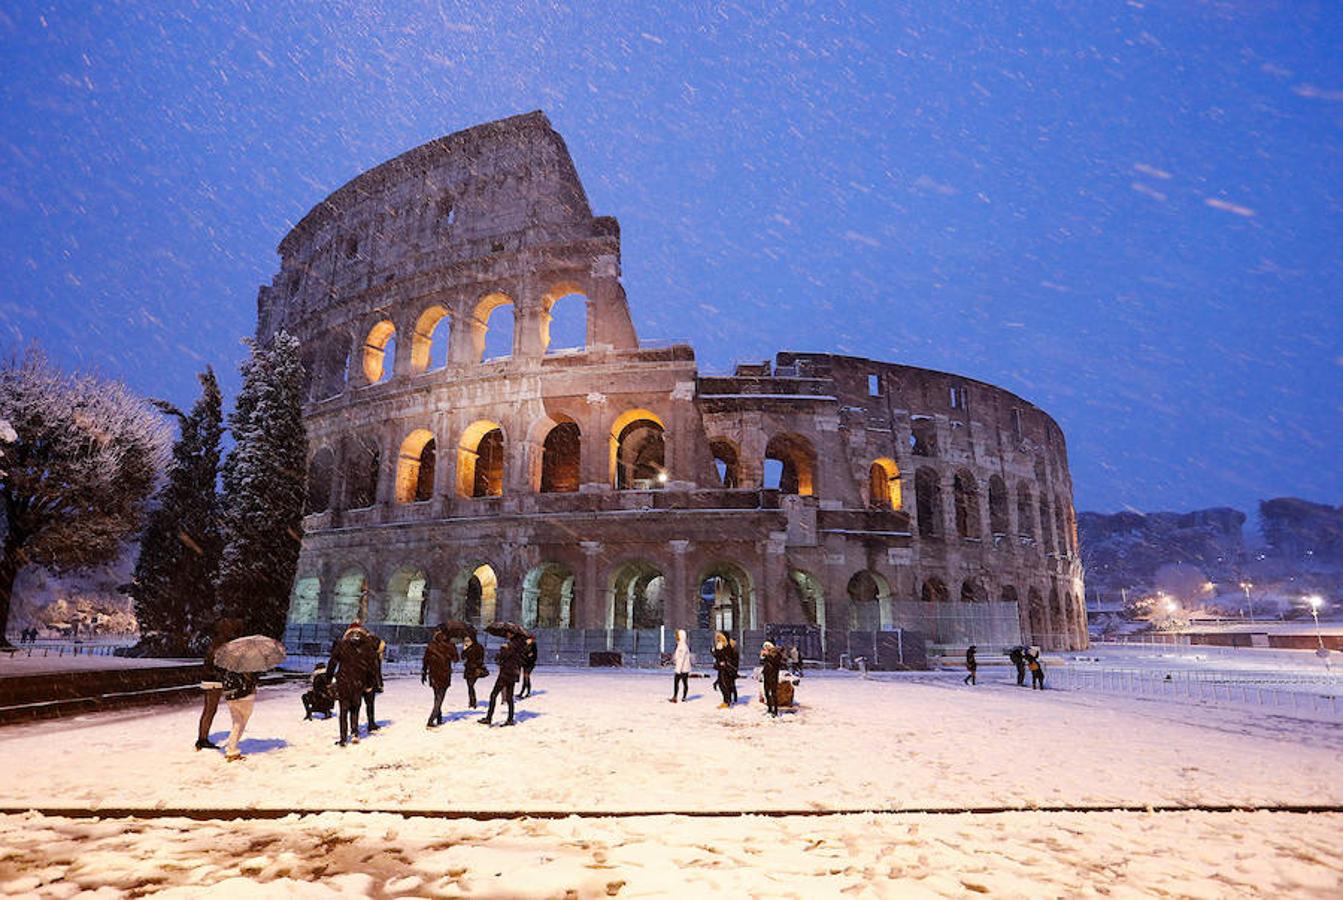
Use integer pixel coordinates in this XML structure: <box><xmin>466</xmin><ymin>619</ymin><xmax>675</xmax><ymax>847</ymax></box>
<box><xmin>361</xmin><ymin>628</ymin><xmax>386</xmax><ymax>733</ymax></box>
<box><xmin>327</xmin><ymin>621</ymin><xmax>377</xmax><ymax>746</ymax></box>
<box><xmin>1008</xmin><ymin>646</ymin><xmax>1027</xmax><ymax>687</ymax></box>
<box><xmin>479</xmin><ymin>636</ymin><xmax>523</xmax><ymax>726</ymax></box>
<box><xmin>727</xmin><ymin>637</ymin><xmax>740</xmax><ymax>703</ymax></box>
<box><xmin>517</xmin><ymin>635</ymin><xmax>538</xmax><ymax>699</ymax></box>
<box><xmin>221</xmin><ymin>668</ymin><xmax>257</xmax><ymax>761</ymax></box>
<box><xmin>421</xmin><ymin>627</ymin><xmax>458</xmax><ymax>728</ymax></box>
<box><xmin>196</xmin><ymin>615</ymin><xmax>243</xmax><ymax>751</ymax></box>
<box><xmin>964</xmin><ymin>644</ymin><xmax>978</xmax><ymax>686</ymax></box>
<box><xmin>1026</xmin><ymin>648</ymin><xmax>1046</xmax><ymax>690</ymax></box>
<box><xmin>462</xmin><ymin>633</ymin><xmax>487</xmax><ymax>708</ymax></box>
<box><xmin>759</xmin><ymin>641</ymin><xmax>784</xmax><ymax>717</ymax></box>
<box><xmin>712</xmin><ymin>631</ymin><xmax>737</xmax><ymax>707</ymax></box>
<box><xmin>669</xmin><ymin>629</ymin><xmax>692</xmax><ymax>702</ymax></box>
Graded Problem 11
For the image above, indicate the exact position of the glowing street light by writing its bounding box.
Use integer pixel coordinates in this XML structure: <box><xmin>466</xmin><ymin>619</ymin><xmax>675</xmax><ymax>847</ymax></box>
<box><xmin>1305</xmin><ymin>595</ymin><xmax>1331</xmax><ymax>674</ymax></box>
<box><xmin>1240</xmin><ymin>581</ymin><xmax>1255</xmax><ymax>623</ymax></box>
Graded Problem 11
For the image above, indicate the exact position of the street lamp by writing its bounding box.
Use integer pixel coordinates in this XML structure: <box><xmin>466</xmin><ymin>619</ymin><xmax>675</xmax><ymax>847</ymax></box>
<box><xmin>1305</xmin><ymin>595</ymin><xmax>1331</xmax><ymax>674</ymax></box>
<box><xmin>1240</xmin><ymin>581</ymin><xmax>1255</xmax><ymax>623</ymax></box>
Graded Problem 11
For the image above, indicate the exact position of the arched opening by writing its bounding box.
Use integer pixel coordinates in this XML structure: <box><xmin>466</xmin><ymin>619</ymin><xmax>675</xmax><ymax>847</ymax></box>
<box><xmin>1050</xmin><ymin>584</ymin><xmax>1063</xmax><ymax>643</ymax></box>
<box><xmin>542</xmin><ymin>287</ymin><xmax>588</xmax><ymax>354</ymax></box>
<box><xmin>709</xmin><ymin>438</ymin><xmax>740</xmax><ymax>488</ymax></box>
<box><xmin>1001</xmin><ymin>584</ymin><xmax>1020</xmax><ymax>605</ymax></box>
<box><xmin>1016</xmin><ymin>484</ymin><xmax>1035</xmax><ymax>539</ymax></box>
<box><xmin>920</xmin><ymin>577</ymin><xmax>949</xmax><ymax>603</ymax></box>
<box><xmin>869</xmin><ymin>457</ymin><xmax>901</xmax><ymax>510</ymax></box>
<box><xmin>847</xmin><ymin>570</ymin><xmax>891</xmax><ymax>630</ymax></box>
<box><xmin>764</xmin><ymin>433</ymin><xmax>816</xmax><ymax>495</ymax></box>
<box><xmin>346</xmin><ymin>438</ymin><xmax>380</xmax><ymax>510</ymax></box>
<box><xmin>476</xmin><ymin>292</ymin><xmax>515</xmax><ymax>362</ymax></box>
<box><xmin>1055</xmin><ymin>495</ymin><xmax>1070</xmax><ymax>555</ymax></box>
<box><xmin>332</xmin><ymin>569</ymin><xmax>368</xmax><ymax>623</ymax></box>
<box><xmin>961</xmin><ymin>578</ymin><xmax>988</xmax><ymax>603</ymax></box>
<box><xmin>1027</xmin><ymin>587</ymin><xmax>1046</xmax><ymax>643</ymax></box>
<box><xmin>395</xmin><ymin>429</ymin><xmax>436</xmax><ymax>504</ymax></box>
<box><xmin>988</xmin><ymin>475</ymin><xmax>1010</xmax><ymax>535</ymax></box>
<box><xmin>362</xmin><ymin>319</ymin><xmax>396</xmax><ymax>384</ymax></box>
<box><xmin>455</xmin><ymin>563</ymin><xmax>498</xmax><ymax>625</ymax></box>
<box><xmin>410</xmin><ymin>305</ymin><xmax>451</xmax><ymax>373</ymax></box>
<box><xmin>608</xmin><ymin>561</ymin><xmax>665</xmax><ymax>629</ymax></box>
<box><xmin>953</xmin><ymin>470</ymin><xmax>982</xmax><ymax>539</ymax></box>
<box><xmin>385</xmin><ymin>566</ymin><xmax>429</xmax><ymax>625</ymax></box>
<box><xmin>522</xmin><ymin>562</ymin><xmax>575</xmax><ymax>628</ymax></box>
<box><xmin>1039</xmin><ymin>495</ymin><xmax>1056</xmax><ymax>554</ymax></box>
<box><xmin>540</xmin><ymin>420</ymin><xmax>581</xmax><ymax>493</ymax></box>
<box><xmin>458</xmin><ymin>420</ymin><xmax>504</xmax><ymax>498</ymax></box>
<box><xmin>610</xmin><ymin>409</ymin><xmax>666</xmax><ymax>490</ymax></box>
<box><xmin>910</xmin><ymin>418</ymin><xmax>938</xmax><ymax>457</ymax></box>
<box><xmin>304</xmin><ymin>448</ymin><xmax>335</xmax><ymax>514</ymax></box>
<box><xmin>915</xmin><ymin>467</ymin><xmax>943</xmax><ymax>537</ymax></box>
<box><xmin>289</xmin><ymin>576</ymin><xmax>320</xmax><ymax>623</ymax></box>
<box><xmin>1065</xmin><ymin>591</ymin><xmax>1078</xmax><ymax>644</ymax></box>
<box><xmin>788</xmin><ymin>569</ymin><xmax>825</xmax><ymax>628</ymax></box>
<box><xmin>696</xmin><ymin>562</ymin><xmax>754</xmax><ymax>632</ymax></box>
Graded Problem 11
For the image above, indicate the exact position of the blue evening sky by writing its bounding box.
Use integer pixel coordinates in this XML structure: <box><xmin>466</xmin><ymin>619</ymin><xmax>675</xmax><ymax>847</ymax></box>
<box><xmin>1</xmin><ymin>1</ymin><xmax>1340</xmax><ymax>515</ymax></box>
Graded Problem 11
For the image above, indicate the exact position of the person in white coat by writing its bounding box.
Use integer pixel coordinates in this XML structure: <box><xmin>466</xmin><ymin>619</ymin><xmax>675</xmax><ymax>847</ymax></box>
<box><xmin>669</xmin><ymin>629</ymin><xmax>692</xmax><ymax>703</ymax></box>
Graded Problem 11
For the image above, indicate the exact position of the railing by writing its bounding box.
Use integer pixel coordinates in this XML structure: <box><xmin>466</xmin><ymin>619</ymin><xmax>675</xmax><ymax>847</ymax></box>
<box><xmin>2</xmin><ymin>642</ymin><xmax>128</xmax><ymax>659</ymax></box>
<box><xmin>1052</xmin><ymin>665</ymin><xmax>1342</xmax><ymax>720</ymax></box>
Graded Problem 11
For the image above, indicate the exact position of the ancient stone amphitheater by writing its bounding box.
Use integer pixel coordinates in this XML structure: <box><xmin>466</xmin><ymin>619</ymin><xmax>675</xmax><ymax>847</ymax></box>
<box><xmin>263</xmin><ymin>112</ymin><xmax>1086</xmax><ymax>664</ymax></box>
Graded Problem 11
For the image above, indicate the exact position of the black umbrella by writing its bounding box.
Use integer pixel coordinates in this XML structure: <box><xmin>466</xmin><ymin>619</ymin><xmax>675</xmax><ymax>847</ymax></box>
<box><xmin>485</xmin><ymin>620</ymin><xmax>531</xmax><ymax>640</ymax></box>
<box><xmin>437</xmin><ymin>620</ymin><xmax>476</xmax><ymax>640</ymax></box>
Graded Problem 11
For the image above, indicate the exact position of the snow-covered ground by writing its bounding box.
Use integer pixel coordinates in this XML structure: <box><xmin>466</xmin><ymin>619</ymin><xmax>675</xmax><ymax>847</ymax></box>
<box><xmin>1</xmin><ymin>668</ymin><xmax>1340</xmax><ymax>896</ymax></box>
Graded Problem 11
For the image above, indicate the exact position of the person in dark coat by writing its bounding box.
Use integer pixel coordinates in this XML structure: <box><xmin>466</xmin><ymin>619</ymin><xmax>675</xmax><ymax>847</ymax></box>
<box><xmin>1026</xmin><ymin>648</ymin><xmax>1046</xmax><ymax>690</ymax></box>
<box><xmin>727</xmin><ymin>637</ymin><xmax>741</xmax><ymax>703</ymax></box>
<box><xmin>461</xmin><ymin>633</ymin><xmax>487</xmax><ymax>708</ymax></box>
<box><xmin>517</xmin><ymin>636</ymin><xmax>539</xmax><ymax>699</ymax></box>
<box><xmin>421</xmin><ymin>628</ymin><xmax>459</xmax><ymax>728</ymax></box>
<box><xmin>712</xmin><ymin>632</ymin><xmax>737</xmax><ymax>707</ymax></box>
<box><xmin>196</xmin><ymin>615</ymin><xmax>243</xmax><ymax>750</ymax></box>
<box><xmin>327</xmin><ymin>622</ymin><xmax>377</xmax><ymax>745</ymax></box>
<box><xmin>302</xmin><ymin>663</ymin><xmax>336</xmax><ymax>719</ymax></box>
<box><xmin>479</xmin><ymin>636</ymin><xmax>523</xmax><ymax>726</ymax></box>
<box><xmin>964</xmin><ymin>644</ymin><xmax>978</xmax><ymax>686</ymax></box>
<box><xmin>760</xmin><ymin>641</ymin><xmax>784</xmax><ymax>717</ymax></box>
<box><xmin>361</xmin><ymin>629</ymin><xmax>386</xmax><ymax>733</ymax></box>
<box><xmin>1008</xmin><ymin>646</ymin><xmax>1027</xmax><ymax>686</ymax></box>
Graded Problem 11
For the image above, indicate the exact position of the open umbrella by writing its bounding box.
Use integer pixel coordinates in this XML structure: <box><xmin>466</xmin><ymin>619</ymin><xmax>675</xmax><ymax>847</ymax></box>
<box><xmin>437</xmin><ymin>620</ymin><xmax>476</xmax><ymax>641</ymax></box>
<box><xmin>485</xmin><ymin>621</ymin><xmax>531</xmax><ymax>640</ymax></box>
<box><xmin>213</xmin><ymin>635</ymin><xmax>287</xmax><ymax>673</ymax></box>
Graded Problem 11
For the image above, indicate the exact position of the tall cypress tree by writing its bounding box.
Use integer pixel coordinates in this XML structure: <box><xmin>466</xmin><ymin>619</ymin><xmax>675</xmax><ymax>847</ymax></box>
<box><xmin>216</xmin><ymin>332</ymin><xmax>308</xmax><ymax>638</ymax></box>
<box><xmin>129</xmin><ymin>367</ymin><xmax>224</xmax><ymax>654</ymax></box>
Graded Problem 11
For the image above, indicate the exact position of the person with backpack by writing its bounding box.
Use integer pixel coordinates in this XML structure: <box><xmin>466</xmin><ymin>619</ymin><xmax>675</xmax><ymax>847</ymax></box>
<box><xmin>1027</xmin><ymin>648</ymin><xmax>1046</xmax><ymax>689</ymax></box>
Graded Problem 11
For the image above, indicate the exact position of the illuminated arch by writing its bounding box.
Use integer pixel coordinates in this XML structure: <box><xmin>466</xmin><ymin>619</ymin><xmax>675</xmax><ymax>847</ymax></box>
<box><xmin>385</xmin><ymin>566</ymin><xmax>429</xmax><ymax>625</ymax></box>
<box><xmin>868</xmin><ymin>457</ymin><xmax>901</xmax><ymax>510</ymax></box>
<box><xmin>609</xmin><ymin>408</ymin><xmax>667</xmax><ymax>489</ymax></box>
<box><xmin>764</xmin><ymin>433</ymin><xmax>816</xmax><ymax>496</ymax></box>
<box><xmin>473</xmin><ymin>291</ymin><xmax>515</xmax><ymax>362</ymax></box>
<box><xmin>522</xmin><ymin>562</ymin><xmax>576</xmax><ymax>628</ymax></box>
<box><xmin>410</xmin><ymin>304</ymin><xmax>451</xmax><ymax>373</ymax></box>
<box><xmin>458</xmin><ymin>420</ymin><xmax>504</xmax><ymax>498</ymax></box>
<box><xmin>362</xmin><ymin>319</ymin><xmax>396</xmax><ymax>383</ymax></box>
<box><xmin>847</xmin><ymin>570</ymin><xmax>892</xmax><ymax>630</ymax></box>
<box><xmin>394</xmin><ymin>428</ymin><xmax>436</xmax><ymax>504</ymax></box>
<box><xmin>541</xmin><ymin>280</ymin><xmax>589</xmax><ymax>354</ymax></box>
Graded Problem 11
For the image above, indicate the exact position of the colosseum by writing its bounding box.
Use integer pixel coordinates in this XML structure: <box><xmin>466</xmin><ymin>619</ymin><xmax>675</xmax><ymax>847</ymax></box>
<box><xmin>261</xmin><ymin>111</ymin><xmax>1087</xmax><ymax>666</ymax></box>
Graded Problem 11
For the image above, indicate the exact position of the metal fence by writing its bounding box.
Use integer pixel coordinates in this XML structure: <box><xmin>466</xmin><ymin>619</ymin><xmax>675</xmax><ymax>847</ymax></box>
<box><xmin>2</xmin><ymin>642</ymin><xmax>127</xmax><ymax>660</ymax></box>
<box><xmin>888</xmin><ymin>600</ymin><xmax>1022</xmax><ymax>647</ymax></box>
<box><xmin>1052</xmin><ymin>665</ymin><xmax>1342</xmax><ymax>721</ymax></box>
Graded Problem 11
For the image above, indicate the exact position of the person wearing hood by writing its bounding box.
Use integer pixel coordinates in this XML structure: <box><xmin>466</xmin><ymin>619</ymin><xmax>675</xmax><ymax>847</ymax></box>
<box><xmin>327</xmin><ymin>621</ymin><xmax>377</xmax><ymax>746</ymax></box>
<box><xmin>669</xmin><ymin>629</ymin><xmax>692</xmax><ymax>703</ymax></box>
<box><xmin>421</xmin><ymin>627</ymin><xmax>459</xmax><ymax>728</ymax></box>
<box><xmin>964</xmin><ymin>644</ymin><xmax>978</xmax><ymax>686</ymax></box>
<box><xmin>518</xmin><ymin>636</ymin><xmax>539</xmax><ymax>699</ymax></box>
<box><xmin>302</xmin><ymin>662</ymin><xmax>335</xmax><ymax>720</ymax></box>
<box><xmin>479</xmin><ymin>635</ymin><xmax>523</xmax><ymax>726</ymax></box>
<box><xmin>760</xmin><ymin>641</ymin><xmax>784</xmax><ymax>717</ymax></box>
<box><xmin>461</xmin><ymin>633</ymin><xmax>487</xmax><ymax>708</ymax></box>
<box><xmin>711</xmin><ymin>632</ymin><xmax>737</xmax><ymax>707</ymax></box>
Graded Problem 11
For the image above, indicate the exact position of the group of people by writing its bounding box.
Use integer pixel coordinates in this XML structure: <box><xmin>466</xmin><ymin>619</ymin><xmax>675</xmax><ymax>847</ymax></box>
<box><xmin>962</xmin><ymin>644</ymin><xmax>1046</xmax><ymax>689</ymax></box>
<box><xmin>669</xmin><ymin>630</ymin><xmax>797</xmax><ymax>717</ymax></box>
<box><xmin>14</xmin><ymin>627</ymin><xmax>41</xmax><ymax>644</ymax></box>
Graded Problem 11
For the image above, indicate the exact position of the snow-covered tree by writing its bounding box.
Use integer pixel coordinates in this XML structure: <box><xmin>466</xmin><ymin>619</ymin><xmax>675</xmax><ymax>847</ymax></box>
<box><xmin>216</xmin><ymin>332</ymin><xmax>307</xmax><ymax>638</ymax></box>
<box><xmin>128</xmin><ymin>367</ymin><xmax>224</xmax><ymax>655</ymax></box>
<box><xmin>0</xmin><ymin>348</ymin><xmax>170</xmax><ymax>647</ymax></box>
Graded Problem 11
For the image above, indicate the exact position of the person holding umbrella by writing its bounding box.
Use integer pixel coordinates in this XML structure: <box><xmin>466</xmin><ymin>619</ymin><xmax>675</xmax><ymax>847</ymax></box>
<box><xmin>422</xmin><ymin>623</ymin><xmax>465</xmax><ymax>728</ymax></box>
<box><xmin>196</xmin><ymin>614</ymin><xmax>243</xmax><ymax>751</ymax></box>
<box><xmin>462</xmin><ymin>631</ymin><xmax>487</xmax><ymax>708</ymax></box>
<box><xmin>209</xmin><ymin>631</ymin><xmax>287</xmax><ymax>761</ymax></box>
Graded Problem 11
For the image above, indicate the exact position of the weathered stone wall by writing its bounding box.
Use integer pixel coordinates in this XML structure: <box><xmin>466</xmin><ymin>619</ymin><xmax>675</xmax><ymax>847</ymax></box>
<box><xmin>264</xmin><ymin>112</ymin><xmax>1087</xmax><ymax>651</ymax></box>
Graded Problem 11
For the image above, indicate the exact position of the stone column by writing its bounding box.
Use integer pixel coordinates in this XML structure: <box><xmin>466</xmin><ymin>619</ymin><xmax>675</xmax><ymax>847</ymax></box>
<box><xmin>316</xmin><ymin>558</ymin><xmax>335</xmax><ymax>624</ymax></box>
<box><xmin>431</xmin><ymin>412</ymin><xmax>455</xmax><ymax>515</ymax></box>
<box><xmin>763</xmin><ymin>535</ymin><xmax>788</xmax><ymax>626</ymax></box>
<box><xmin>941</xmin><ymin>468</ymin><xmax>959</xmax><ymax>540</ymax></box>
<box><xmin>375</xmin><ymin>422</ymin><xmax>399</xmax><ymax>511</ymax></box>
<box><xmin>580</xmin><ymin>541</ymin><xmax>603</xmax><ymax>629</ymax></box>
<box><xmin>449</xmin><ymin>316</ymin><xmax>487</xmax><ymax>365</ymax></box>
<box><xmin>668</xmin><ymin>540</ymin><xmax>691</xmax><ymax>630</ymax></box>
<box><xmin>579</xmin><ymin>394</ymin><xmax>609</xmax><ymax>490</ymax></box>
